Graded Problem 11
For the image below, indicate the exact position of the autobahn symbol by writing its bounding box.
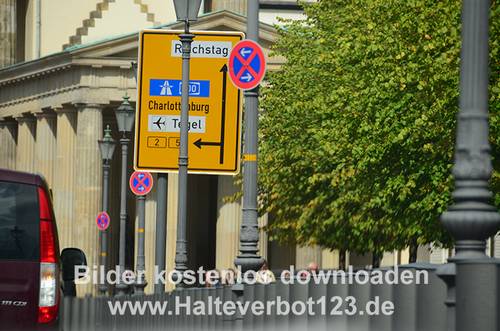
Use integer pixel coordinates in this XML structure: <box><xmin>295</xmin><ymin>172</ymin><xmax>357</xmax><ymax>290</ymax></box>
<box><xmin>129</xmin><ymin>171</ymin><xmax>153</xmax><ymax>196</ymax></box>
<box><xmin>96</xmin><ymin>211</ymin><xmax>110</xmax><ymax>231</ymax></box>
<box><xmin>228</xmin><ymin>39</ymin><xmax>266</xmax><ymax>90</ymax></box>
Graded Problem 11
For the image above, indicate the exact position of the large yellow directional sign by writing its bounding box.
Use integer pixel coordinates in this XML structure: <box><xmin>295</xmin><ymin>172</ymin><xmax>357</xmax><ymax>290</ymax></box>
<box><xmin>134</xmin><ymin>30</ymin><xmax>244</xmax><ymax>175</ymax></box>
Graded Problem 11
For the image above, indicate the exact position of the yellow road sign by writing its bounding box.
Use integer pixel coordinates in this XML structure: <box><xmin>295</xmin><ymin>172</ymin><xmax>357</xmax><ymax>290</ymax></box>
<box><xmin>134</xmin><ymin>29</ymin><xmax>244</xmax><ymax>175</ymax></box>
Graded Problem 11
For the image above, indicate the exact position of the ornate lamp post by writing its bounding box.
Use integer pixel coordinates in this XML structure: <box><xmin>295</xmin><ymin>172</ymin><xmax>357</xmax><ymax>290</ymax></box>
<box><xmin>441</xmin><ymin>0</ymin><xmax>500</xmax><ymax>262</ymax></box>
<box><xmin>172</xmin><ymin>0</ymin><xmax>202</xmax><ymax>288</ymax></box>
<box><xmin>114</xmin><ymin>95</ymin><xmax>135</xmax><ymax>296</ymax></box>
<box><xmin>234</xmin><ymin>0</ymin><xmax>264</xmax><ymax>275</ymax></box>
<box><xmin>438</xmin><ymin>1</ymin><xmax>500</xmax><ymax>330</ymax></box>
<box><xmin>97</xmin><ymin>125</ymin><xmax>115</xmax><ymax>296</ymax></box>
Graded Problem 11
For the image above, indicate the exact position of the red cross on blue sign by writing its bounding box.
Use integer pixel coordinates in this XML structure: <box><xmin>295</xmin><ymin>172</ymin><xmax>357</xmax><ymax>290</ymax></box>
<box><xmin>129</xmin><ymin>171</ymin><xmax>154</xmax><ymax>196</ymax></box>
<box><xmin>228</xmin><ymin>40</ymin><xmax>266</xmax><ymax>90</ymax></box>
<box><xmin>96</xmin><ymin>211</ymin><xmax>110</xmax><ymax>231</ymax></box>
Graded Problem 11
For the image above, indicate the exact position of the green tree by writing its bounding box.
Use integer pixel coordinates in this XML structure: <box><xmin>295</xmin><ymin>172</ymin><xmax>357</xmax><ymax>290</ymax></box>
<box><xmin>259</xmin><ymin>0</ymin><xmax>500</xmax><ymax>259</ymax></box>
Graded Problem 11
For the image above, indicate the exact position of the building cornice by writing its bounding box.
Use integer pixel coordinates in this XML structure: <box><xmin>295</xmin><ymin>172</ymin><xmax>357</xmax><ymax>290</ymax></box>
<box><xmin>0</xmin><ymin>10</ymin><xmax>280</xmax><ymax>119</ymax></box>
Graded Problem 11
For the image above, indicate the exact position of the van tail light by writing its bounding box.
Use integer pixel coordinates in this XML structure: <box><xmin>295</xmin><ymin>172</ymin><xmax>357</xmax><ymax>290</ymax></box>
<box><xmin>37</xmin><ymin>187</ymin><xmax>59</xmax><ymax>324</ymax></box>
<box><xmin>38</xmin><ymin>263</ymin><xmax>58</xmax><ymax>323</ymax></box>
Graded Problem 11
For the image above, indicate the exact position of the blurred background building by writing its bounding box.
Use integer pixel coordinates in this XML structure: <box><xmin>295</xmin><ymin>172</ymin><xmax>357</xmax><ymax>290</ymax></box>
<box><xmin>1</xmin><ymin>0</ymin><xmax>496</xmax><ymax>295</ymax></box>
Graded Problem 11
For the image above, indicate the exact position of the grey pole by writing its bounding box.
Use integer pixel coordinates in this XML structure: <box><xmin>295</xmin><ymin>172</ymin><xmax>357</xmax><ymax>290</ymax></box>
<box><xmin>154</xmin><ymin>173</ymin><xmax>167</xmax><ymax>294</ymax></box>
<box><xmin>133</xmin><ymin>59</ymin><xmax>167</xmax><ymax>295</ymax></box>
<box><xmin>134</xmin><ymin>195</ymin><xmax>147</xmax><ymax>295</ymax></box>
<box><xmin>98</xmin><ymin>124</ymin><xmax>115</xmax><ymax>296</ymax></box>
<box><xmin>440</xmin><ymin>0</ymin><xmax>500</xmax><ymax>262</ymax></box>
<box><xmin>438</xmin><ymin>0</ymin><xmax>500</xmax><ymax>330</ymax></box>
<box><xmin>234</xmin><ymin>0</ymin><xmax>264</xmax><ymax>274</ymax></box>
<box><xmin>98</xmin><ymin>159</ymin><xmax>111</xmax><ymax>296</ymax></box>
<box><xmin>441</xmin><ymin>0</ymin><xmax>500</xmax><ymax>259</ymax></box>
<box><xmin>116</xmin><ymin>134</ymin><xmax>130</xmax><ymax>296</ymax></box>
<box><xmin>174</xmin><ymin>21</ymin><xmax>194</xmax><ymax>287</ymax></box>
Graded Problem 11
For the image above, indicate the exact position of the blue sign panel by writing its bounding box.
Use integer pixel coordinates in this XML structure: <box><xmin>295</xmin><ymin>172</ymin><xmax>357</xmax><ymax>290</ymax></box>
<box><xmin>149</xmin><ymin>79</ymin><xmax>210</xmax><ymax>97</ymax></box>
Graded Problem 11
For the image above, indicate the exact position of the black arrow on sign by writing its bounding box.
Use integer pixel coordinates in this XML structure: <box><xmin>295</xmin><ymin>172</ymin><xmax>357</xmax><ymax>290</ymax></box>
<box><xmin>192</xmin><ymin>64</ymin><xmax>228</xmax><ymax>165</ymax></box>
<box><xmin>194</xmin><ymin>138</ymin><xmax>220</xmax><ymax>149</ymax></box>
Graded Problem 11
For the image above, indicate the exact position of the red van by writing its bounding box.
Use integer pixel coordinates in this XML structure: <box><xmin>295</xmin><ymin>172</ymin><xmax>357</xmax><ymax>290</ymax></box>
<box><xmin>0</xmin><ymin>169</ymin><xmax>86</xmax><ymax>330</ymax></box>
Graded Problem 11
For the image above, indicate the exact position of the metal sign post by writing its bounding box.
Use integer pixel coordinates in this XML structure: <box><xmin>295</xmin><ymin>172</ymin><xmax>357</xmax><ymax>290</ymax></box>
<box><xmin>154</xmin><ymin>174</ymin><xmax>167</xmax><ymax>293</ymax></box>
<box><xmin>129</xmin><ymin>171</ymin><xmax>153</xmax><ymax>295</ymax></box>
<box><xmin>174</xmin><ymin>25</ymin><xmax>194</xmax><ymax>288</ymax></box>
<box><xmin>172</xmin><ymin>0</ymin><xmax>202</xmax><ymax>288</ymax></box>
<box><xmin>97</xmin><ymin>125</ymin><xmax>115</xmax><ymax>296</ymax></box>
<box><xmin>234</xmin><ymin>0</ymin><xmax>265</xmax><ymax>274</ymax></box>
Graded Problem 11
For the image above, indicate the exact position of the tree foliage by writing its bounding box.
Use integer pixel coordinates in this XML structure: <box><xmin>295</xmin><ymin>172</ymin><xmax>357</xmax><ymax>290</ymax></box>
<box><xmin>259</xmin><ymin>0</ymin><xmax>500</xmax><ymax>255</ymax></box>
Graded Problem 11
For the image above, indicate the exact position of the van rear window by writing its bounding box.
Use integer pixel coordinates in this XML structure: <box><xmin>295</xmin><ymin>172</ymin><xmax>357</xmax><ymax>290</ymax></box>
<box><xmin>0</xmin><ymin>181</ymin><xmax>39</xmax><ymax>261</ymax></box>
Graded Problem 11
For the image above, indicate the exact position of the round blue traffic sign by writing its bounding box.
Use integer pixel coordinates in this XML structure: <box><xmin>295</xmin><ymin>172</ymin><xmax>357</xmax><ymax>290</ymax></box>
<box><xmin>129</xmin><ymin>171</ymin><xmax>153</xmax><ymax>196</ymax></box>
<box><xmin>228</xmin><ymin>39</ymin><xmax>266</xmax><ymax>90</ymax></box>
<box><xmin>96</xmin><ymin>211</ymin><xmax>110</xmax><ymax>231</ymax></box>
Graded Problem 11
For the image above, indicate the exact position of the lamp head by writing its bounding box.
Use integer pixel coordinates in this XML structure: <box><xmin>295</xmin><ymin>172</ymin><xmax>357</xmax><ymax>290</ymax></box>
<box><xmin>115</xmin><ymin>95</ymin><xmax>135</xmax><ymax>134</ymax></box>
<box><xmin>173</xmin><ymin>0</ymin><xmax>202</xmax><ymax>22</ymax></box>
<box><xmin>98</xmin><ymin>125</ymin><xmax>116</xmax><ymax>162</ymax></box>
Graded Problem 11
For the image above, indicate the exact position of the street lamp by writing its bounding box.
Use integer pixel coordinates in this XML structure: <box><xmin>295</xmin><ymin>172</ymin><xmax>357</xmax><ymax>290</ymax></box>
<box><xmin>173</xmin><ymin>0</ymin><xmax>202</xmax><ymax>288</ymax></box>
<box><xmin>173</xmin><ymin>0</ymin><xmax>202</xmax><ymax>22</ymax></box>
<box><xmin>234</xmin><ymin>0</ymin><xmax>264</xmax><ymax>275</ymax></box>
<box><xmin>115</xmin><ymin>95</ymin><xmax>135</xmax><ymax>134</ymax></box>
<box><xmin>97</xmin><ymin>125</ymin><xmax>115</xmax><ymax>296</ymax></box>
<box><xmin>115</xmin><ymin>95</ymin><xmax>135</xmax><ymax>296</ymax></box>
<box><xmin>437</xmin><ymin>1</ymin><xmax>500</xmax><ymax>330</ymax></box>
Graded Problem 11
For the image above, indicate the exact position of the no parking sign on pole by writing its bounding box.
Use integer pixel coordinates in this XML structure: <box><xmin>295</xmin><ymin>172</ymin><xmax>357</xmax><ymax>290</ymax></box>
<box><xmin>228</xmin><ymin>39</ymin><xmax>266</xmax><ymax>90</ymax></box>
<box><xmin>96</xmin><ymin>211</ymin><xmax>110</xmax><ymax>231</ymax></box>
<box><xmin>129</xmin><ymin>171</ymin><xmax>154</xmax><ymax>196</ymax></box>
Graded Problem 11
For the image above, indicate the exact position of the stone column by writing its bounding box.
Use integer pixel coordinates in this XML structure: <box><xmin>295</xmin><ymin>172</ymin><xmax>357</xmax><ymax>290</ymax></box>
<box><xmin>0</xmin><ymin>119</ymin><xmax>17</xmax><ymax>169</ymax></box>
<box><xmin>322</xmin><ymin>249</ymin><xmax>340</xmax><ymax>269</ymax></box>
<box><xmin>53</xmin><ymin>107</ymin><xmax>77</xmax><ymax>251</ymax></box>
<box><xmin>15</xmin><ymin>115</ymin><xmax>36</xmax><ymax>173</ymax></box>
<box><xmin>399</xmin><ymin>248</ymin><xmax>410</xmax><ymax>264</ymax></box>
<box><xmin>74</xmin><ymin>104</ymin><xmax>103</xmax><ymax>296</ymax></box>
<box><xmin>430</xmin><ymin>245</ymin><xmax>448</xmax><ymax>264</ymax></box>
<box><xmin>416</xmin><ymin>244</ymin><xmax>431</xmax><ymax>262</ymax></box>
<box><xmin>295</xmin><ymin>245</ymin><xmax>322</xmax><ymax>269</ymax></box>
<box><xmin>35</xmin><ymin>111</ymin><xmax>57</xmax><ymax>188</ymax></box>
<box><xmin>493</xmin><ymin>235</ymin><xmax>500</xmax><ymax>257</ymax></box>
<box><xmin>258</xmin><ymin>213</ymin><xmax>268</xmax><ymax>261</ymax></box>
<box><xmin>0</xmin><ymin>0</ymin><xmax>16</xmax><ymax>67</ymax></box>
<box><xmin>211</xmin><ymin>0</ymin><xmax>247</xmax><ymax>15</ymax></box>
<box><xmin>380</xmin><ymin>251</ymin><xmax>397</xmax><ymax>267</ymax></box>
<box><xmin>166</xmin><ymin>173</ymin><xmax>178</xmax><ymax>292</ymax></box>
<box><xmin>215</xmin><ymin>176</ymin><xmax>241</xmax><ymax>270</ymax></box>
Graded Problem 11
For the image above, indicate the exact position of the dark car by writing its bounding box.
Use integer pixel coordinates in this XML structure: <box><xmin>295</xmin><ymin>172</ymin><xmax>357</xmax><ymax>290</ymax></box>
<box><xmin>0</xmin><ymin>169</ymin><xmax>86</xmax><ymax>330</ymax></box>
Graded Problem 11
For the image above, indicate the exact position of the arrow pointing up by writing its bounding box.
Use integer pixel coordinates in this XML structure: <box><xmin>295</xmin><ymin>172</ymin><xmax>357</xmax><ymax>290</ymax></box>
<box><xmin>193</xmin><ymin>65</ymin><xmax>228</xmax><ymax>164</ymax></box>
<box><xmin>219</xmin><ymin>64</ymin><xmax>228</xmax><ymax>164</ymax></box>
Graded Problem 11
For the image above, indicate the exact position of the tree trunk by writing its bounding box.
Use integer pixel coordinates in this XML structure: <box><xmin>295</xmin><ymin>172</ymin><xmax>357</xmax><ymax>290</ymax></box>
<box><xmin>409</xmin><ymin>241</ymin><xmax>418</xmax><ymax>263</ymax></box>
<box><xmin>372</xmin><ymin>252</ymin><xmax>382</xmax><ymax>268</ymax></box>
<box><xmin>339</xmin><ymin>250</ymin><xmax>346</xmax><ymax>270</ymax></box>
